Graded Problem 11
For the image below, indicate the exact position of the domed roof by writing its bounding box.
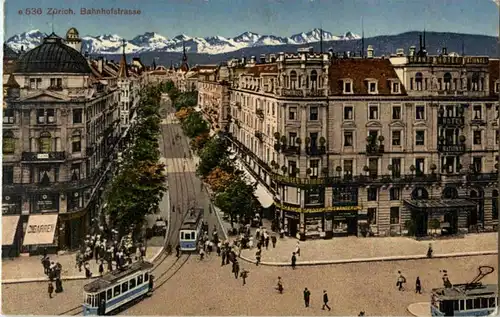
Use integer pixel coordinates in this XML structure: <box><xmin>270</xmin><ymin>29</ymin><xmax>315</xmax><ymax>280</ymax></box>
<box><xmin>66</xmin><ymin>27</ymin><xmax>80</xmax><ymax>39</ymax></box>
<box><xmin>15</xmin><ymin>33</ymin><xmax>91</xmax><ymax>74</ymax></box>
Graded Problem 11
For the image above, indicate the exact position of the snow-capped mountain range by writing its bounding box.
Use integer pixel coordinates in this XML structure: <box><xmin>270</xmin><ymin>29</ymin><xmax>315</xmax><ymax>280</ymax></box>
<box><xmin>6</xmin><ymin>28</ymin><xmax>361</xmax><ymax>55</ymax></box>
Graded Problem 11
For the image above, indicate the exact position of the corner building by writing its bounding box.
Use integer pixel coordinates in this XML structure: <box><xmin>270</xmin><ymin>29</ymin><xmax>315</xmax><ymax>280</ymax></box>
<box><xmin>223</xmin><ymin>45</ymin><xmax>499</xmax><ymax>240</ymax></box>
<box><xmin>2</xmin><ymin>30</ymin><xmax>121</xmax><ymax>255</ymax></box>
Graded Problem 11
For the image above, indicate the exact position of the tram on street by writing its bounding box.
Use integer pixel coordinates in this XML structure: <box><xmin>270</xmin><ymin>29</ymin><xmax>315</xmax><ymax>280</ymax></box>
<box><xmin>82</xmin><ymin>261</ymin><xmax>154</xmax><ymax>316</ymax></box>
<box><xmin>431</xmin><ymin>266</ymin><xmax>497</xmax><ymax>317</ymax></box>
<box><xmin>179</xmin><ymin>208</ymin><xmax>204</xmax><ymax>252</ymax></box>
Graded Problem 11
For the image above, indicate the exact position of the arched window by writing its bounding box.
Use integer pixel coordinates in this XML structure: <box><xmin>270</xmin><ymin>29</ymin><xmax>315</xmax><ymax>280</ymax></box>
<box><xmin>411</xmin><ymin>187</ymin><xmax>429</xmax><ymax>200</ymax></box>
<box><xmin>39</xmin><ymin>131</ymin><xmax>52</xmax><ymax>152</ymax></box>
<box><xmin>290</xmin><ymin>71</ymin><xmax>297</xmax><ymax>89</ymax></box>
<box><xmin>442</xmin><ymin>187</ymin><xmax>458</xmax><ymax>199</ymax></box>
<box><xmin>310</xmin><ymin>70</ymin><xmax>318</xmax><ymax>90</ymax></box>
<box><xmin>3</xmin><ymin>130</ymin><xmax>15</xmax><ymax>154</ymax></box>
<box><xmin>443</xmin><ymin>73</ymin><xmax>452</xmax><ymax>90</ymax></box>
<box><xmin>493</xmin><ymin>190</ymin><xmax>499</xmax><ymax>220</ymax></box>
<box><xmin>415</xmin><ymin>72</ymin><xmax>423</xmax><ymax>91</ymax></box>
<box><xmin>72</xmin><ymin>131</ymin><xmax>81</xmax><ymax>153</ymax></box>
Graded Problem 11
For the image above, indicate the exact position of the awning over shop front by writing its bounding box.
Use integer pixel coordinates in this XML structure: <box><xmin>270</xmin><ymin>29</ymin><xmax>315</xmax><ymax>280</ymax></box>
<box><xmin>2</xmin><ymin>215</ymin><xmax>20</xmax><ymax>246</ymax></box>
<box><xmin>23</xmin><ymin>214</ymin><xmax>58</xmax><ymax>246</ymax></box>
<box><xmin>234</xmin><ymin>158</ymin><xmax>274</xmax><ymax>208</ymax></box>
<box><xmin>254</xmin><ymin>184</ymin><xmax>275</xmax><ymax>208</ymax></box>
<box><xmin>404</xmin><ymin>199</ymin><xmax>477</xmax><ymax>211</ymax></box>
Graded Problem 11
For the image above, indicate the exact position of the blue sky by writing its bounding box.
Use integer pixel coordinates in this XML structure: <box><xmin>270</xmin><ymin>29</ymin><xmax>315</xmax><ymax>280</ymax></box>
<box><xmin>4</xmin><ymin>0</ymin><xmax>499</xmax><ymax>39</ymax></box>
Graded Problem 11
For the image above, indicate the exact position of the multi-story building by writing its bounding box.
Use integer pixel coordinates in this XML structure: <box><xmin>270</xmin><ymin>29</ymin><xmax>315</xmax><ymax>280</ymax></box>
<box><xmin>219</xmin><ymin>40</ymin><xmax>499</xmax><ymax>240</ymax></box>
<box><xmin>197</xmin><ymin>65</ymin><xmax>230</xmax><ymax>131</ymax></box>
<box><xmin>2</xmin><ymin>29</ymin><xmax>122</xmax><ymax>255</ymax></box>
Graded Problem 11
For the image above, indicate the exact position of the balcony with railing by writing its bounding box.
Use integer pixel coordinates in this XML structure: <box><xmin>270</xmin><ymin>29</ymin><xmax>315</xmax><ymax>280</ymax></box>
<box><xmin>306</xmin><ymin>146</ymin><xmax>326</xmax><ymax>156</ymax></box>
<box><xmin>21</xmin><ymin>151</ymin><xmax>66</xmax><ymax>162</ymax></box>
<box><xmin>2</xmin><ymin>177</ymin><xmax>94</xmax><ymax>194</ymax></box>
<box><xmin>270</xmin><ymin>172</ymin><xmax>441</xmax><ymax>187</ymax></box>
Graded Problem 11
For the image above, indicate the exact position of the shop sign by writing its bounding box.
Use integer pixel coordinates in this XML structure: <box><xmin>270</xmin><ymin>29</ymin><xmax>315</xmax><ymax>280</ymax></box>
<box><xmin>36</xmin><ymin>195</ymin><xmax>56</xmax><ymax>211</ymax></box>
<box><xmin>275</xmin><ymin>202</ymin><xmax>361</xmax><ymax>213</ymax></box>
<box><xmin>27</xmin><ymin>224</ymin><xmax>55</xmax><ymax>234</ymax></box>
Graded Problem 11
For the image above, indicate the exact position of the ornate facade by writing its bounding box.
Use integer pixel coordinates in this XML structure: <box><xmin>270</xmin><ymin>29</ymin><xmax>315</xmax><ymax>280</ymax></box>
<box><xmin>216</xmin><ymin>43</ymin><xmax>499</xmax><ymax>240</ymax></box>
<box><xmin>2</xmin><ymin>29</ymin><xmax>124</xmax><ymax>255</ymax></box>
<box><xmin>197</xmin><ymin>65</ymin><xmax>229</xmax><ymax>131</ymax></box>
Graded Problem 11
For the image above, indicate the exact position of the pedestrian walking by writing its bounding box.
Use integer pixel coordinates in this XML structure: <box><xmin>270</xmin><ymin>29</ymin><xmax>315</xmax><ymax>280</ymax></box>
<box><xmin>85</xmin><ymin>262</ymin><xmax>92</xmax><ymax>278</ymax></box>
<box><xmin>255</xmin><ymin>250</ymin><xmax>261</xmax><ymax>266</ymax></box>
<box><xmin>322</xmin><ymin>290</ymin><xmax>331</xmax><ymax>311</ymax></box>
<box><xmin>271</xmin><ymin>235</ymin><xmax>277</xmax><ymax>248</ymax></box>
<box><xmin>415</xmin><ymin>277</ymin><xmax>422</xmax><ymax>294</ymax></box>
<box><xmin>303</xmin><ymin>288</ymin><xmax>311</xmax><ymax>307</ymax></box>
<box><xmin>233</xmin><ymin>261</ymin><xmax>240</xmax><ymax>279</ymax></box>
<box><xmin>427</xmin><ymin>243</ymin><xmax>433</xmax><ymax>258</ymax></box>
<box><xmin>277</xmin><ymin>276</ymin><xmax>284</xmax><ymax>294</ymax></box>
<box><xmin>176</xmin><ymin>244</ymin><xmax>181</xmax><ymax>257</ymax></box>
<box><xmin>295</xmin><ymin>242</ymin><xmax>301</xmax><ymax>256</ymax></box>
<box><xmin>55</xmin><ymin>278</ymin><xmax>63</xmax><ymax>293</ymax></box>
<box><xmin>48</xmin><ymin>282</ymin><xmax>54</xmax><ymax>298</ymax></box>
<box><xmin>221</xmin><ymin>250</ymin><xmax>226</xmax><ymax>266</ymax></box>
<box><xmin>265</xmin><ymin>235</ymin><xmax>270</xmax><ymax>250</ymax></box>
<box><xmin>240</xmin><ymin>269</ymin><xmax>248</xmax><ymax>285</ymax></box>
<box><xmin>216</xmin><ymin>242</ymin><xmax>221</xmax><ymax>256</ymax></box>
<box><xmin>291</xmin><ymin>252</ymin><xmax>297</xmax><ymax>269</ymax></box>
<box><xmin>98</xmin><ymin>261</ymin><xmax>104</xmax><ymax>276</ymax></box>
<box><xmin>397</xmin><ymin>271</ymin><xmax>406</xmax><ymax>291</ymax></box>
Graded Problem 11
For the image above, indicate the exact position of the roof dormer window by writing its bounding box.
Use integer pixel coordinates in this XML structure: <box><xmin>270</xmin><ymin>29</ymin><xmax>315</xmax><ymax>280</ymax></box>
<box><xmin>343</xmin><ymin>79</ymin><xmax>353</xmax><ymax>94</ymax></box>
<box><xmin>368</xmin><ymin>80</ymin><xmax>378</xmax><ymax>94</ymax></box>
<box><xmin>391</xmin><ymin>81</ymin><xmax>400</xmax><ymax>94</ymax></box>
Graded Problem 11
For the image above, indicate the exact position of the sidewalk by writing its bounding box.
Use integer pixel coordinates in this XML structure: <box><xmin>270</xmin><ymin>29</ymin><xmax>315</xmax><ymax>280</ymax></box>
<box><xmin>2</xmin><ymin>246</ymin><xmax>162</xmax><ymax>284</ymax></box>
<box><xmin>213</xmin><ymin>207</ymin><xmax>498</xmax><ymax>265</ymax></box>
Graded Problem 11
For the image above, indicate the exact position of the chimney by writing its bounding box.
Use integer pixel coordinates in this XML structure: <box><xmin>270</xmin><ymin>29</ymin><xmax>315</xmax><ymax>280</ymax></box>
<box><xmin>396</xmin><ymin>48</ymin><xmax>405</xmax><ymax>57</ymax></box>
<box><xmin>367</xmin><ymin>45</ymin><xmax>374</xmax><ymax>58</ymax></box>
<box><xmin>259</xmin><ymin>54</ymin><xmax>266</xmax><ymax>64</ymax></box>
<box><xmin>269</xmin><ymin>54</ymin><xmax>276</xmax><ymax>63</ymax></box>
<box><xmin>97</xmin><ymin>58</ymin><xmax>103</xmax><ymax>74</ymax></box>
<box><xmin>442</xmin><ymin>47</ymin><xmax>448</xmax><ymax>55</ymax></box>
<box><xmin>409</xmin><ymin>46</ymin><xmax>416</xmax><ymax>57</ymax></box>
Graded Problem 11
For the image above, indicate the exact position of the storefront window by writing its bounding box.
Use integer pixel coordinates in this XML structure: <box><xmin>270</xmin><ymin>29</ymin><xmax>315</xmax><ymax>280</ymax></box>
<box><xmin>39</xmin><ymin>132</ymin><xmax>52</xmax><ymax>152</ymax></box>
<box><xmin>390</xmin><ymin>207</ymin><xmax>400</xmax><ymax>224</ymax></box>
<box><xmin>305</xmin><ymin>213</ymin><xmax>323</xmax><ymax>235</ymax></box>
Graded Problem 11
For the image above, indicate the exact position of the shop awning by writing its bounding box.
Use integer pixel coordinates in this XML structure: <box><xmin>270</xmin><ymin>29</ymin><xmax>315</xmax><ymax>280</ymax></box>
<box><xmin>404</xmin><ymin>199</ymin><xmax>477</xmax><ymax>211</ymax></box>
<box><xmin>23</xmin><ymin>214</ymin><xmax>58</xmax><ymax>246</ymax></box>
<box><xmin>234</xmin><ymin>159</ymin><xmax>274</xmax><ymax>208</ymax></box>
<box><xmin>2</xmin><ymin>215</ymin><xmax>20</xmax><ymax>246</ymax></box>
<box><xmin>254</xmin><ymin>184</ymin><xmax>274</xmax><ymax>208</ymax></box>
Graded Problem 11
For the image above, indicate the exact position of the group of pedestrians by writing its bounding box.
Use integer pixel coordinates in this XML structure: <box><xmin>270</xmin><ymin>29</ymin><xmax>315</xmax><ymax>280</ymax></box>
<box><xmin>41</xmin><ymin>253</ymin><xmax>64</xmax><ymax>298</ymax></box>
<box><xmin>302</xmin><ymin>288</ymin><xmax>332</xmax><ymax>311</ymax></box>
<box><xmin>395</xmin><ymin>270</ymin><xmax>425</xmax><ymax>294</ymax></box>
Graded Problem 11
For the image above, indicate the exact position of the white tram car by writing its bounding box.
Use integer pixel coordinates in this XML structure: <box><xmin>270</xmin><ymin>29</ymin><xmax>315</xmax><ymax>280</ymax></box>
<box><xmin>82</xmin><ymin>261</ymin><xmax>154</xmax><ymax>316</ymax></box>
<box><xmin>179</xmin><ymin>208</ymin><xmax>204</xmax><ymax>252</ymax></box>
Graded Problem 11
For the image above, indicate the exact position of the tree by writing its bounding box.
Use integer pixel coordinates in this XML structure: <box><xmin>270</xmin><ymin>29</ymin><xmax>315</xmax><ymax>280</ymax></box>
<box><xmin>190</xmin><ymin>132</ymin><xmax>210</xmax><ymax>152</ymax></box>
<box><xmin>197</xmin><ymin>136</ymin><xmax>230</xmax><ymax>177</ymax></box>
<box><xmin>104</xmin><ymin>84</ymin><xmax>167</xmax><ymax>241</ymax></box>
<box><xmin>205</xmin><ymin>167</ymin><xmax>235</xmax><ymax>192</ymax></box>
<box><xmin>174</xmin><ymin>91</ymin><xmax>198</xmax><ymax>110</ymax></box>
<box><xmin>181</xmin><ymin>111</ymin><xmax>209</xmax><ymax>138</ymax></box>
<box><xmin>214</xmin><ymin>177</ymin><xmax>257</xmax><ymax>227</ymax></box>
<box><xmin>175</xmin><ymin>107</ymin><xmax>193</xmax><ymax>122</ymax></box>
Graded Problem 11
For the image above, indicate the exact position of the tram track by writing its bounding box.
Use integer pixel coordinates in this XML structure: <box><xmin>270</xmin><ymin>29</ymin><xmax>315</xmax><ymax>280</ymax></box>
<box><xmin>56</xmin><ymin>96</ymin><xmax>197</xmax><ymax>316</ymax></box>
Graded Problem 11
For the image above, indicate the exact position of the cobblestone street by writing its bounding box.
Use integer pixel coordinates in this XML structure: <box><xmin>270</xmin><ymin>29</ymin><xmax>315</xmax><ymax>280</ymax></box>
<box><xmin>3</xmin><ymin>254</ymin><xmax>495</xmax><ymax>316</ymax></box>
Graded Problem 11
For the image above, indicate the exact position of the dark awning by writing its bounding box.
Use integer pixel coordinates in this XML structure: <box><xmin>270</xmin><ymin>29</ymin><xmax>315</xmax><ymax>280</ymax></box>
<box><xmin>404</xmin><ymin>199</ymin><xmax>477</xmax><ymax>211</ymax></box>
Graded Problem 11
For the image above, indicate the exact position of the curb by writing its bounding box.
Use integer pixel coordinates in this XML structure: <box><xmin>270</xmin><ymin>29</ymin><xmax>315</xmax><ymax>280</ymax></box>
<box><xmin>236</xmin><ymin>250</ymin><xmax>498</xmax><ymax>267</ymax></box>
<box><xmin>407</xmin><ymin>302</ymin><xmax>430</xmax><ymax>317</ymax></box>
